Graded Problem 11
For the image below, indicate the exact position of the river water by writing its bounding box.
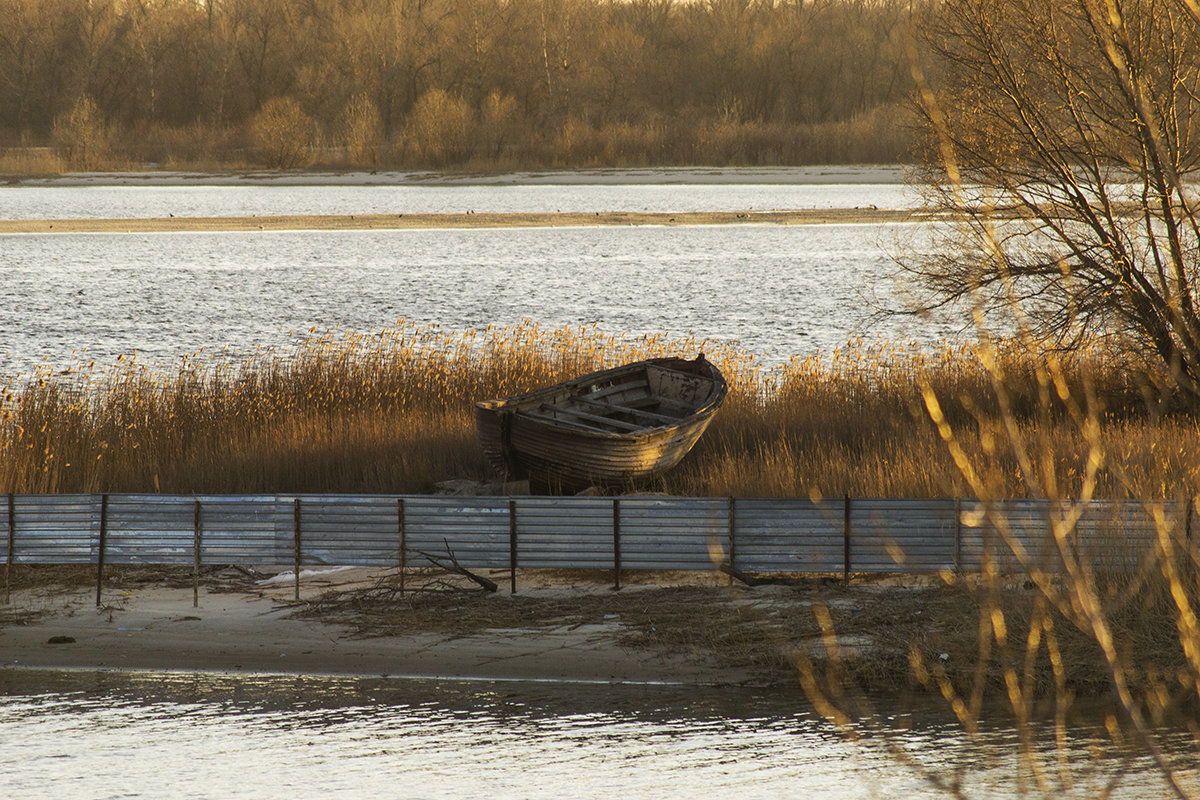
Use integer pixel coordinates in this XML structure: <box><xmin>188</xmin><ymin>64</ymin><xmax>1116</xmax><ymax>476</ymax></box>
<box><xmin>0</xmin><ymin>166</ymin><xmax>919</xmax><ymax>219</ymax></box>
<box><xmin>0</xmin><ymin>169</ymin><xmax>953</xmax><ymax>378</ymax></box>
<box><xmin>0</xmin><ymin>670</ymin><xmax>1193</xmax><ymax>800</ymax></box>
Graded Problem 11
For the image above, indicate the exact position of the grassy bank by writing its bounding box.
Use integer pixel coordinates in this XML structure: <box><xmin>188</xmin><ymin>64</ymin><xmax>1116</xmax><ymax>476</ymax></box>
<box><xmin>0</xmin><ymin>321</ymin><xmax>1191</xmax><ymax>499</ymax></box>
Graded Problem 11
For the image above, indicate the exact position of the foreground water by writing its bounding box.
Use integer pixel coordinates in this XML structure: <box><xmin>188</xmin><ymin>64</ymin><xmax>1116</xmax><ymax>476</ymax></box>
<box><xmin>0</xmin><ymin>670</ymin><xmax>1193</xmax><ymax>800</ymax></box>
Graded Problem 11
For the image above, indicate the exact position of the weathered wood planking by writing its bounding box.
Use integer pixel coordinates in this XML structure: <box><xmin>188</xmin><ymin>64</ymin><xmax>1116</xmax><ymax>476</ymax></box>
<box><xmin>476</xmin><ymin>355</ymin><xmax>727</xmax><ymax>490</ymax></box>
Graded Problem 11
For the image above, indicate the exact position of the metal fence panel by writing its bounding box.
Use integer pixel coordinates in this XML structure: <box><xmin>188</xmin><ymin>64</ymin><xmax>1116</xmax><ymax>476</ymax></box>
<box><xmin>959</xmin><ymin>498</ymin><xmax>1179</xmax><ymax>574</ymax></box>
<box><xmin>959</xmin><ymin>500</ymin><xmax>1045</xmax><ymax>572</ymax></box>
<box><xmin>196</xmin><ymin>495</ymin><xmax>289</xmax><ymax>565</ymax></box>
<box><xmin>733</xmin><ymin>498</ymin><xmax>845</xmax><ymax>573</ymax></box>
<box><xmin>619</xmin><ymin>497</ymin><xmax>726</xmax><ymax>570</ymax></box>
<box><xmin>849</xmin><ymin>498</ymin><xmax>958</xmax><ymax>573</ymax></box>
<box><xmin>105</xmin><ymin>495</ymin><xmax>197</xmax><ymax>565</ymax></box>
<box><xmin>0</xmin><ymin>496</ymin><xmax>8</xmax><ymax>563</ymax></box>
<box><xmin>297</xmin><ymin>495</ymin><xmax>401</xmax><ymax>567</ymax></box>
<box><xmin>0</xmin><ymin>494</ymin><xmax>1191</xmax><ymax>577</ymax></box>
<box><xmin>1073</xmin><ymin>499</ymin><xmax>1176</xmax><ymax>572</ymax></box>
<box><xmin>516</xmin><ymin>496</ymin><xmax>613</xmax><ymax>569</ymax></box>
<box><xmin>8</xmin><ymin>494</ymin><xmax>98</xmax><ymax>564</ymax></box>
<box><xmin>402</xmin><ymin>496</ymin><xmax>511</xmax><ymax>570</ymax></box>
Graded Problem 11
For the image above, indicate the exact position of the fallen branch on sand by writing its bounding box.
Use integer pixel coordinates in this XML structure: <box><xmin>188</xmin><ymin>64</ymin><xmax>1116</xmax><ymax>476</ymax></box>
<box><xmin>412</xmin><ymin>540</ymin><xmax>499</xmax><ymax>593</ymax></box>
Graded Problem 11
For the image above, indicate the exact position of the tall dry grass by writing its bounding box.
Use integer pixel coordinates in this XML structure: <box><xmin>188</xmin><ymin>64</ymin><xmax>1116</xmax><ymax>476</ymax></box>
<box><xmin>786</xmin><ymin>344</ymin><xmax>1200</xmax><ymax>799</ymax></box>
<box><xmin>0</xmin><ymin>321</ymin><xmax>1193</xmax><ymax>499</ymax></box>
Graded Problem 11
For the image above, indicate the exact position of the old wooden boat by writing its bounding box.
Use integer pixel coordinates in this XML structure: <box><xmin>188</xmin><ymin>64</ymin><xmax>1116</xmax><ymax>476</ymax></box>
<box><xmin>475</xmin><ymin>354</ymin><xmax>726</xmax><ymax>489</ymax></box>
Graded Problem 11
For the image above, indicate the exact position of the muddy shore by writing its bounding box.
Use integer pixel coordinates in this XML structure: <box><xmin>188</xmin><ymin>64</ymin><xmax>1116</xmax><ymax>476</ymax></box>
<box><xmin>0</xmin><ymin>565</ymin><xmax>1173</xmax><ymax>698</ymax></box>
<box><xmin>0</xmin><ymin>566</ymin><xmax>1002</xmax><ymax>692</ymax></box>
<box><xmin>0</xmin><ymin>568</ymin><xmax>774</xmax><ymax>684</ymax></box>
<box><xmin>0</xmin><ymin>566</ymin><xmax>937</xmax><ymax>687</ymax></box>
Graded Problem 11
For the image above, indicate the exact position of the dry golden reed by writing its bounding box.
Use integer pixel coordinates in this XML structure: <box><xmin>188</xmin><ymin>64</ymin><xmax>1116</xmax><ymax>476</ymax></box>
<box><xmin>0</xmin><ymin>321</ymin><xmax>1191</xmax><ymax>497</ymax></box>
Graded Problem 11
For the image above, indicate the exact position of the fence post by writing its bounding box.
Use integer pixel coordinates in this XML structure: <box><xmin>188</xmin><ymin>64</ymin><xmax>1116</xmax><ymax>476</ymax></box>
<box><xmin>193</xmin><ymin>498</ymin><xmax>201</xmax><ymax>608</ymax></box>
<box><xmin>727</xmin><ymin>496</ymin><xmax>736</xmax><ymax>579</ymax></box>
<box><xmin>954</xmin><ymin>497</ymin><xmax>962</xmax><ymax>575</ymax></box>
<box><xmin>95</xmin><ymin>493</ymin><xmax>109</xmax><ymax>608</ymax></box>
<box><xmin>5</xmin><ymin>493</ymin><xmax>14</xmax><ymax>605</ymax></box>
<box><xmin>293</xmin><ymin>497</ymin><xmax>301</xmax><ymax>601</ymax></box>
<box><xmin>398</xmin><ymin>497</ymin><xmax>406</xmax><ymax>597</ymax></box>
<box><xmin>843</xmin><ymin>494</ymin><xmax>851</xmax><ymax>585</ymax></box>
<box><xmin>613</xmin><ymin>498</ymin><xmax>622</xmax><ymax>591</ymax></box>
<box><xmin>1185</xmin><ymin>495</ymin><xmax>1195</xmax><ymax>580</ymax></box>
<box><xmin>509</xmin><ymin>499</ymin><xmax>518</xmax><ymax>594</ymax></box>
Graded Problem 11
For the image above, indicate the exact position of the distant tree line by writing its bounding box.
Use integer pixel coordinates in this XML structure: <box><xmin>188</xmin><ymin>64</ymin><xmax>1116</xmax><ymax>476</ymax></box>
<box><xmin>0</xmin><ymin>0</ymin><xmax>928</xmax><ymax>170</ymax></box>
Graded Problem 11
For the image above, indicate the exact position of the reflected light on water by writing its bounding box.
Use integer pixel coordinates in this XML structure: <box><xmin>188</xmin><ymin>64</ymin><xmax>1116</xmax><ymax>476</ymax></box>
<box><xmin>0</xmin><ymin>671</ymin><xmax>1192</xmax><ymax>800</ymax></box>
<box><xmin>0</xmin><ymin>223</ymin><xmax>952</xmax><ymax>379</ymax></box>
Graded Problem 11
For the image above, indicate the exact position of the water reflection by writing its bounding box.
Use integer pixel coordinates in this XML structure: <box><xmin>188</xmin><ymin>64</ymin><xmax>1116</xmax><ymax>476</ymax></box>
<box><xmin>0</xmin><ymin>670</ymin><xmax>1193</xmax><ymax>800</ymax></box>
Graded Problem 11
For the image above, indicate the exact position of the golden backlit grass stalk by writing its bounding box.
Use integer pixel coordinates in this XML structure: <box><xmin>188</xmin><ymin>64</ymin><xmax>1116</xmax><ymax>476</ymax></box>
<box><xmin>0</xmin><ymin>320</ymin><xmax>1193</xmax><ymax>498</ymax></box>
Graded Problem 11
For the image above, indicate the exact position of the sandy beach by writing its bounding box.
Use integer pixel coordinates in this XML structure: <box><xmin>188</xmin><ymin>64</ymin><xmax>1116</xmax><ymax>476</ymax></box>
<box><xmin>1</xmin><ymin>564</ymin><xmax>987</xmax><ymax>692</ymax></box>
<box><xmin>0</xmin><ymin>207</ymin><xmax>924</xmax><ymax>234</ymax></box>
<box><xmin>0</xmin><ymin>568</ymin><xmax>772</xmax><ymax>685</ymax></box>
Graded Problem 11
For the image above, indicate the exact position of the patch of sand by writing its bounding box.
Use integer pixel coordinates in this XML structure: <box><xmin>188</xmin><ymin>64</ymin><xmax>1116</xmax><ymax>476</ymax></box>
<box><xmin>0</xmin><ymin>570</ymin><xmax>757</xmax><ymax>685</ymax></box>
<box><xmin>0</xmin><ymin>208</ymin><xmax>929</xmax><ymax>234</ymax></box>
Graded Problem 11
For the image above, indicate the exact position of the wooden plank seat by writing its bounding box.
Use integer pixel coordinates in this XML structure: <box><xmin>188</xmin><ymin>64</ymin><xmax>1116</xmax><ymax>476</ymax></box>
<box><xmin>570</xmin><ymin>396</ymin><xmax>680</xmax><ymax>424</ymax></box>
<box><xmin>581</xmin><ymin>378</ymin><xmax>650</xmax><ymax>401</ymax></box>
<box><xmin>522</xmin><ymin>404</ymin><xmax>646</xmax><ymax>433</ymax></box>
<box><xmin>624</xmin><ymin>395</ymin><xmax>694</xmax><ymax>415</ymax></box>
<box><xmin>520</xmin><ymin>410</ymin><xmax>616</xmax><ymax>434</ymax></box>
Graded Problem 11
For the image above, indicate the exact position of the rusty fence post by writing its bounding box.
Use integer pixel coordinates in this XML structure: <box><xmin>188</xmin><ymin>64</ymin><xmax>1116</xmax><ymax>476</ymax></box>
<box><xmin>1185</xmin><ymin>494</ymin><xmax>1196</xmax><ymax>580</ymax></box>
<box><xmin>509</xmin><ymin>499</ymin><xmax>518</xmax><ymax>594</ymax></box>
<box><xmin>95</xmin><ymin>493</ymin><xmax>109</xmax><ymax>608</ymax></box>
<box><xmin>727</xmin><ymin>496</ymin><xmax>736</xmax><ymax>579</ymax></box>
<box><xmin>843</xmin><ymin>494</ymin><xmax>851</xmax><ymax>585</ymax></box>
<box><xmin>612</xmin><ymin>498</ymin><xmax>622</xmax><ymax>591</ymax></box>
<box><xmin>5</xmin><ymin>493</ymin><xmax>14</xmax><ymax>605</ymax></box>
<box><xmin>293</xmin><ymin>497</ymin><xmax>302</xmax><ymax>601</ymax></box>
<box><xmin>398</xmin><ymin>497</ymin><xmax>406</xmax><ymax>597</ymax></box>
<box><xmin>193</xmin><ymin>498</ymin><xmax>202</xmax><ymax>608</ymax></box>
<box><xmin>954</xmin><ymin>497</ymin><xmax>962</xmax><ymax>575</ymax></box>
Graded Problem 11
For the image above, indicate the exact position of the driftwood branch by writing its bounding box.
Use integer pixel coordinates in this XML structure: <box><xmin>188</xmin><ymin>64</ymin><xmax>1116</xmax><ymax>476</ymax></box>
<box><xmin>719</xmin><ymin>563</ymin><xmax>774</xmax><ymax>587</ymax></box>
<box><xmin>411</xmin><ymin>539</ymin><xmax>498</xmax><ymax>592</ymax></box>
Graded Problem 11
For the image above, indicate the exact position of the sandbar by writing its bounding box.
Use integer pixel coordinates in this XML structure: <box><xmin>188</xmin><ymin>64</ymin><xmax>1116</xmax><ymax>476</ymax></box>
<box><xmin>0</xmin><ymin>208</ymin><xmax>928</xmax><ymax>234</ymax></box>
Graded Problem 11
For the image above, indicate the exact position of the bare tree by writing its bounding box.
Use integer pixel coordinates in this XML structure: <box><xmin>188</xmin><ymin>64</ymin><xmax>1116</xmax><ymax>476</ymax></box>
<box><xmin>908</xmin><ymin>0</ymin><xmax>1200</xmax><ymax>398</ymax></box>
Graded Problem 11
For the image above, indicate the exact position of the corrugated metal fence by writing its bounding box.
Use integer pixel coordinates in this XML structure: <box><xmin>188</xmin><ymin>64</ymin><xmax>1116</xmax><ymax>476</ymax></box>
<box><xmin>1</xmin><ymin>494</ymin><xmax>1187</xmax><ymax>582</ymax></box>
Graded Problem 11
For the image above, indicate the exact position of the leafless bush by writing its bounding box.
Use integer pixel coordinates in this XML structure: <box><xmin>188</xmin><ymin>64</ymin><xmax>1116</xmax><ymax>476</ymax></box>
<box><xmin>340</xmin><ymin>92</ymin><xmax>382</xmax><ymax>167</ymax></box>
<box><xmin>249</xmin><ymin>96</ymin><xmax>317</xmax><ymax>169</ymax></box>
<box><xmin>51</xmin><ymin>96</ymin><xmax>111</xmax><ymax>170</ymax></box>
<box><xmin>406</xmin><ymin>89</ymin><xmax>473</xmax><ymax>167</ymax></box>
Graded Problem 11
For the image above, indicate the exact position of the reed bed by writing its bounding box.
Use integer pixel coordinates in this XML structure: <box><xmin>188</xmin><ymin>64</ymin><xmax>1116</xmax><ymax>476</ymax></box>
<box><xmin>0</xmin><ymin>321</ymin><xmax>1193</xmax><ymax>498</ymax></box>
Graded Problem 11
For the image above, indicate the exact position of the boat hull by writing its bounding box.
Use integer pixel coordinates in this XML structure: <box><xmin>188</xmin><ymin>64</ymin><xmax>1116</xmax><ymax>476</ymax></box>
<box><xmin>475</xmin><ymin>356</ymin><xmax>725</xmax><ymax>489</ymax></box>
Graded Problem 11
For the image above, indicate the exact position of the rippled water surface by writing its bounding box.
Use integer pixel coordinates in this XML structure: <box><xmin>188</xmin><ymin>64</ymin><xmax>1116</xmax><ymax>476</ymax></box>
<box><xmin>0</xmin><ymin>221</ymin><xmax>952</xmax><ymax>377</ymax></box>
<box><xmin>1</xmin><ymin>671</ymin><xmax>1193</xmax><ymax>800</ymax></box>
<box><xmin>0</xmin><ymin>168</ymin><xmax>919</xmax><ymax>219</ymax></box>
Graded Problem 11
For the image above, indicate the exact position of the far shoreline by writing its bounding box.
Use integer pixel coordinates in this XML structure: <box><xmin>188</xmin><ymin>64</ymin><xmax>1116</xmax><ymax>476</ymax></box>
<box><xmin>3</xmin><ymin>164</ymin><xmax>911</xmax><ymax>188</ymax></box>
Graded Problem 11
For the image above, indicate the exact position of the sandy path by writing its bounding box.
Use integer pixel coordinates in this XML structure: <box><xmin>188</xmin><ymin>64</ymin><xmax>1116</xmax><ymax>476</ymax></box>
<box><xmin>0</xmin><ymin>208</ymin><xmax>926</xmax><ymax>234</ymax></box>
